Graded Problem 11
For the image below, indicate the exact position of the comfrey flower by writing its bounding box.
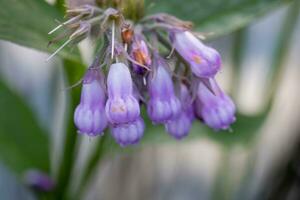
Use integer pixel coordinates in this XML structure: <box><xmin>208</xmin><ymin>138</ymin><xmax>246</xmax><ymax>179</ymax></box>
<box><xmin>74</xmin><ymin>68</ymin><xmax>108</xmax><ymax>136</ymax></box>
<box><xmin>196</xmin><ymin>78</ymin><xmax>236</xmax><ymax>130</ymax></box>
<box><xmin>147</xmin><ymin>54</ymin><xmax>181</xmax><ymax>123</ymax></box>
<box><xmin>48</xmin><ymin>5</ymin><xmax>236</xmax><ymax>147</ymax></box>
<box><xmin>130</xmin><ymin>34</ymin><xmax>152</xmax><ymax>74</ymax></box>
<box><xmin>111</xmin><ymin>117</ymin><xmax>145</xmax><ymax>147</ymax></box>
<box><xmin>105</xmin><ymin>62</ymin><xmax>140</xmax><ymax>124</ymax></box>
<box><xmin>170</xmin><ymin>31</ymin><xmax>221</xmax><ymax>78</ymax></box>
<box><xmin>165</xmin><ymin>84</ymin><xmax>194</xmax><ymax>139</ymax></box>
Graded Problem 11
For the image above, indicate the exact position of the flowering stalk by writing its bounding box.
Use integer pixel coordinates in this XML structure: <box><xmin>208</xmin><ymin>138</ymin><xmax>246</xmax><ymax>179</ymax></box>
<box><xmin>48</xmin><ymin>3</ymin><xmax>236</xmax><ymax>147</ymax></box>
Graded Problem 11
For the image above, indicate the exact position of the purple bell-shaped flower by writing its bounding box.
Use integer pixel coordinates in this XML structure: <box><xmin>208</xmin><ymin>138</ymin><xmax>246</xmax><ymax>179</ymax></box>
<box><xmin>105</xmin><ymin>63</ymin><xmax>140</xmax><ymax>124</ymax></box>
<box><xmin>147</xmin><ymin>54</ymin><xmax>181</xmax><ymax>123</ymax></box>
<box><xmin>165</xmin><ymin>84</ymin><xmax>194</xmax><ymax>139</ymax></box>
<box><xmin>111</xmin><ymin>117</ymin><xmax>145</xmax><ymax>147</ymax></box>
<box><xmin>196</xmin><ymin>78</ymin><xmax>236</xmax><ymax>130</ymax></box>
<box><xmin>74</xmin><ymin>68</ymin><xmax>108</xmax><ymax>136</ymax></box>
<box><xmin>170</xmin><ymin>31</ymin><xmax>221</xmax><ymax>78</ymax></box>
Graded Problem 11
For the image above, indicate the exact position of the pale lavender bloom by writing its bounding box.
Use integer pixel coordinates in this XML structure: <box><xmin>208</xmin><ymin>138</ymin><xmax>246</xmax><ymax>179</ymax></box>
<box><xmin>105</xmin><ymin>63</ymin><xmax>140</xmax><ymax>124</ymax></box>
<box><xmin>24</xmin><ymin>170</ymin><xmax>55</xmax><ymax>192</ymax></box>
<box><xmin>130</xmin><ymin>35</ymin><xmax>152</xmax><ymax>74</ymax></box>
<box><xmin>74</xmin><ymin>68</ymin><xmax>107</xmax><ymax>136</ymax></box>
<box><xmin>165</xmin><ymin>84</ymin><xmax>194</xmax><ymax>139</ymax></box>
<box><xmin>147</xmin><ymin>55</ymin><xmax>181</xmax><ymax>123</ymax></box>
<box><xmin>170</xmin><ymin>31</ymin><xmax>221</xmax><ymax>78</ymax></box>
<box><xmin>196</xmin><ymin>78</ymin><xmax>236</xmax><ymax>130</ymax></box>
<box><xmin>111</xmin><ymin>117</ymin><xmax>145</xmax><ymax>147</ymax></box>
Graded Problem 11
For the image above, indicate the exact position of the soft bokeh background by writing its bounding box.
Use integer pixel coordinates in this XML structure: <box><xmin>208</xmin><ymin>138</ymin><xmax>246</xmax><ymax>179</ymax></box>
<box><xmin>0</xmin><ymin>0</ymin><xmax>300</xmax><ymax>199</ymax></box>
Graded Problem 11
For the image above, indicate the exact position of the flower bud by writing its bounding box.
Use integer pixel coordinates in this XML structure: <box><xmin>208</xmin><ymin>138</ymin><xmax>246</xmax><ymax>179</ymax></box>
<box><xmin>197</xmin><ymin>78</ymin><xmax>236</xmax><ymax>130</ymax></box>
<box><xmin>170</xmin><ymin>31</ymin><xmax>221</xmax><ymax>78</ymax></box>
<box><xmin>147</xmin><ymin>55</ymin><xmax>181</xmax><ymax>123</ymax></box>
<box><xmin>165</xmin><ymin>84</ymin><xmax>194</xmax><ymax>139</ymax></box>
<box><xmin>74</xmin><ymin>68</ymin><xmax>108</xmax><ymax>136</ymax></box>
<box><xmin>111</xmin><ymin>117</ymin><xmax>144</xmax><ymax>147</ymax></box>
<box><xmin>130</xmin><ymin>35</ymin><xmax>152</xmax><ymax>74</ymax></box>
<box><xmin>105</xmin><ymin>63</ymin><xmax>140</xmax><ymax>124</ymax></box>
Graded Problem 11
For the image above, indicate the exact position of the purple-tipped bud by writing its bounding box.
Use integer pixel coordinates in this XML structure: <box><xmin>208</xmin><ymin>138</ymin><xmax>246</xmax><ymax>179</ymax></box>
<box><xmin>130</xmin><ymin>35</ymin><xmax>152</xmax><ymax>74</ymax></box>
<box><xmin>147</xmin><ymin>55</ymin><xmax>181</xmax><ymax>123</ymax></box>
<box><xmin>24</xmin><ymin>170</ymin><xmax>55</xmax><ymax>192</ymax></box>
<box><xmin>111</xmin><ymin>117</ymin><xmax>145</xmax><ymax>147</ymax></box>
<box><xmin>170</xmin><ymin>31</ymin><xmax>221</xmax><ymax>78</ymax></box>
<box><xmin>105</xmin><ymin>63</ymin><xmax>140</xmax><ymax>124</ymax></box>
<box><xmin>196</xmin><ymin>78</ymin><xmax>236</xmax><ymax>130</ymax></box>
<box><xmin>165</xmin><ymin>84</ymin><xmax>194</xmax><ymax>139</ymax></box>
<box><xmin>74</xmin><ymin>68</ymin><xmax>107</xmax><ymax>136</ymax></box>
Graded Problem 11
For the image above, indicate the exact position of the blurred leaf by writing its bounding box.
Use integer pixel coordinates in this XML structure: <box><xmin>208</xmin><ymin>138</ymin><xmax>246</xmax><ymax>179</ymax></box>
<box><xmin>200</xmin><ymin>112</ymin><xmax>267</xmax><ymax>146</ymax></box>
<box><xmin>100</xmin><ymin>109</ymin><xmax>269</xmax><ymax>153</ymax></box>
<box><xmin>141</xmin><ymin>112</ymin><xmax>267</xmax><ymax>147</ymax></box>
<box><xmin>0</xmin><ymin>164</ymin><xmax>36</xmax><ymax>200</ymax></box>
<box><xmin>76</xmin><ymin>110</ymin><xmax>268</xmax><ymax>198</ymax></box>
<box><xmin>0</xmin><ymin>0</ymin><xmax>80</xmax><ymax>62</ymax></box>
<box><xmin>54</xmin><ymin>59</ymin><xmax>85</xmax><ymax>199</ymax></box>
<box><xmin>146</xmin><ymin>0</ymin><xmax>292</xmax><ymax>39</ymax></box>
<box><xmin>0</xmin><ymin>81</ymin><xmax>49</xmax><ymax>174</ymax></box>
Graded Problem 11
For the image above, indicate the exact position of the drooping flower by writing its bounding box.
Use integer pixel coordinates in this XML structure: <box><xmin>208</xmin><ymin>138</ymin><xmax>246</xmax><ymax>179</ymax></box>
<box><xmin>111</xmin><ymin>117</ymin><xmax>145</xmax><ymax>147</ymax></box>
<box><xmin>105</xmin><ymin>63</ymin><xmax>140</xmax><ymax>124</ymax></box>
<box><xmin>196</xmin><ymin>78</ymin><xmax>236</xmax><ymax>130</ymax></box>
<box><xmin>74</xmin><ymin>68</ymin><xmax>108</xmax><ymax>136</ymax></box>
<box><xmin>170</xmin><ymin>31</ymin><xmax>221</xmax><ymax>78</ymax></box>
<box><xmin>49</xmin><ymin>5</ymin><xmax>236</xmax><ymax>147</ymax></box>
<box><xmin>130</xmin><ymin>34</ymin><xmax>152</xmax><ymax>74</ymax></box>
<box><xmin>147</xmin><ymin>54</ymin><xmax>181</xmax><ymax>123</ymax></box>
<box><xmin>165</xmin><ymin>84</ymin><xmax>194</xmax><ymax>139</ymax></box>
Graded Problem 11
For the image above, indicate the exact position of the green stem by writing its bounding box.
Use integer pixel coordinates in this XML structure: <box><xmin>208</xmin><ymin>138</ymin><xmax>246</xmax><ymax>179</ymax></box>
<box><xmin>267</xmin><ymin>0</ymin><xmax>300</xmax><ymax>102</ymax></box>
<box><xmin>54</xmin><ymin>60</ymin><xmax>85</xmax><ymax>199</ymax></box>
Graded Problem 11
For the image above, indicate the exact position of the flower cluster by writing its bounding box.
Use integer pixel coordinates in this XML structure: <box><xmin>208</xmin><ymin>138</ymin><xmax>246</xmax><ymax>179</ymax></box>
<box><xmin>48</xmin><ymin>6</ymin><xmax>236</xmax><ymax>147</ymax></box>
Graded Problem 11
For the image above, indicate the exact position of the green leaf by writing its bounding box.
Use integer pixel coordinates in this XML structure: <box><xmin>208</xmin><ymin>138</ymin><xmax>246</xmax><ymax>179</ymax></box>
<box><xmin>146</xmin><ymin>0</ymin><xmax>292</xmax><ymax>39</ymax></box>
<box><xmin>100</xmin><ymin>109</ymin><xmax>269</xmax><ymax>153</ymax></box>
<box><xmin>54</xmin><ymin>59</ymin><xmax>85</xmax><ymax>199</ymax></box>
<box><xmin>0</xmin><ymin>81</ymin><xmax>49</xmax><ymax>174</ymax></box>
<box><xmin>0</xmin><ymin>0</ymin><xmax>80</xmax><ymax>62</ymax></box>
<box><xmin>141</xmin><ymin>112</ymin><xmax>267</xmax><ymax>147</ymax></box>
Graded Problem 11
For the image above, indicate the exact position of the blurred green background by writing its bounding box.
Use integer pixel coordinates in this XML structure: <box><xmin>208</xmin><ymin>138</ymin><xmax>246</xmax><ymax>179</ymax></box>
<box><xmin>0</xmin><ymin>0</ymin><xmax>300</xmax><ymax>199</ymax></box>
